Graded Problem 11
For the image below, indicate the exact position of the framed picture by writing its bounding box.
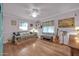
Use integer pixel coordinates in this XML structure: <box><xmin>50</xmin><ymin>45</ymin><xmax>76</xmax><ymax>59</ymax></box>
<box><xmin>30</xmin><ymin>24</ymin><xmax>33</xmax><ymax>27</ymax></box>
<box><xmin>40</xmin><ymin>25</ymin><xmax>42</xmax><ymax>28</ymax></box>
<box><xmin>11</xmin><ymin>20</ymin><xmax>16</xmax><ymax>26</ymax></box>
<box><xmin>58</xmin><ymin>17</ymin><xmax>75</xmax><ymax>28</ymax></box>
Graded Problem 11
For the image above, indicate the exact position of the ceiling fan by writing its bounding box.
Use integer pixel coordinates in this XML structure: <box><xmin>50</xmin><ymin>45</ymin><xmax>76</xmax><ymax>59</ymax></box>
<box><xmin>23</xmin><ymin>3</ymin><xmax>48</xmax><ymax>18</ymax></box>
<box><xmin>24</xmin><ymin>6</ymin><xmax>40</xmax><ymax>18</ymax></box>
<box><xmin>31</xmin><ymin>8</ymin><xmax>39</xmax><ymax>18</ymax></box>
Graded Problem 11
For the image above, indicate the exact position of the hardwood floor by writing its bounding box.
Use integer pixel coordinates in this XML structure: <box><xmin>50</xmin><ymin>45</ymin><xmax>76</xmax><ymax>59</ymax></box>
<box><xmin>3</xmin><ymin>38</ymin><xmax>71</xmax><ymax>56</ymax></box>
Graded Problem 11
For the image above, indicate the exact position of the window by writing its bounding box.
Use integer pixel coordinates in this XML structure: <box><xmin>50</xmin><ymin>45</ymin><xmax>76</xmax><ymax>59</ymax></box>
<box><xmin>42</xmin><ymin>21</ymin><xmax>54</xmax><ymax>34</ymax></box>
<box><xmin>43</xmin><ymin>26</ymin><xmax>54</xmax><ymax>34</ymax></box>
<box><xmin>19</xmin><ymin>21</ymin><xmax>28</xmax><ymax>31</ymax></box>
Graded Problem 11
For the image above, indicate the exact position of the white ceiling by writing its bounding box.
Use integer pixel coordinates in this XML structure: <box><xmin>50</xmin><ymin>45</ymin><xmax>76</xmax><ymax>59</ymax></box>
<box><xmin>3</xmin><ymin>3</ymin><xmax>79</xmax><ymax>22</ymax></box>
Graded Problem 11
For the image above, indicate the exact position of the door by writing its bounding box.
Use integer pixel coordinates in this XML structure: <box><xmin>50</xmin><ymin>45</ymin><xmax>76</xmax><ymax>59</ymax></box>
<box><xmin>0</xmin><ymin>4</ymin><xmax>3</xmax><ymax>56</ymax></box>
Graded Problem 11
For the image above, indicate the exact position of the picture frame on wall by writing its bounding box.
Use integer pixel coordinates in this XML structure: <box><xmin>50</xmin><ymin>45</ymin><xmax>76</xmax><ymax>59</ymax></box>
<box><xmin>30</xmin><ymin>24</ymin><xmax>33</xmax><ymax>27</ymax></box>
<box><xmin>11</xmin><ymin>20</ymin><xmax>17</xmax><ymax>26</ymax></box>
<box><xmin>40</xmin><ymin>25</ymin><xmax>42</xmax><ymax>28</ymax></box>
<box><xmin>58</xmin><ymin>17</ymin><xmax>75</xmax><ymax>28</ymax></box>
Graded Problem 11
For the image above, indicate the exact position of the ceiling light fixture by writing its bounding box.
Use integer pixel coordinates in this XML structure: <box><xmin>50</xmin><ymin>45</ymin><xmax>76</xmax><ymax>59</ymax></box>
<box><xmin>31</xmin><ymin>8</ymin><xmax>39</xmax><ymax>18</ymax></box>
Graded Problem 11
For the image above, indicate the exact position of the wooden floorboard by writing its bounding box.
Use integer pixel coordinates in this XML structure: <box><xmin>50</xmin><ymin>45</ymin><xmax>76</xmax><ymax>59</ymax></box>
<box><xmin>3</xmin><ymin>38</ymin><xmax>71</xmax><ymax>56</ymax></box>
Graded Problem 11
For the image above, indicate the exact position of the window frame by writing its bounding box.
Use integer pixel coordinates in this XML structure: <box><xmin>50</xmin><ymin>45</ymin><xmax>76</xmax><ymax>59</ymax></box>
<box><xmin>42</xmin><ymin>26</ymin><xmax>55</xmax><ymax>34</ymax></box>
<box><xmin>19</xmin><ymin>21</ymin><xmax>28</xmax><ymax>31</ymax></box>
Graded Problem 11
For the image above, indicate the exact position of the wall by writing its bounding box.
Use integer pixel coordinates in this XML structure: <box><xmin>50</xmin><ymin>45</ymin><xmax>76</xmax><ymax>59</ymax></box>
<box><xmin>3</xmin><ymin>9</ymin><xmax>79</xmax><ymax>44</ymax></box>
<box><xmin>3</xmin><ymin>15</ymin><xmax>35</xmax><ymax>43</ymax></box>
<box><xmin>39</xmin><ymin>9</ymin><xmax>79</xmax><ymax>45</ymax></box>
<box><xmin>54</xmin><ymin>9</ymin><xmax>79</xmax><ymax>44</ymax></box>
<box><xmin>3</xmin><ymin>15</ymin><xmax>17</xmax><ymax>43</ymax></box>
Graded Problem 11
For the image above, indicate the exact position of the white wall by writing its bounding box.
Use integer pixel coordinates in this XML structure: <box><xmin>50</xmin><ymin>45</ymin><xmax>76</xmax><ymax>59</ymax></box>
<box><xmin>3</xmin><ymin>15</ymin><xmax>18</xmax><ymax>43</ymax></box>
<box><xmin>3</xmin><ymin>15</ymin><xmax>35</xmax><ymax>43</ymax></box>
<box><xmin>3</xmin><ymin>9</ymin><xmax>79</xmax><ymax>44</ymax></box>
<box><xmin>39</xmin><ymin>9</ymin><xmax>79</xmax><ymax>45</ymax></box>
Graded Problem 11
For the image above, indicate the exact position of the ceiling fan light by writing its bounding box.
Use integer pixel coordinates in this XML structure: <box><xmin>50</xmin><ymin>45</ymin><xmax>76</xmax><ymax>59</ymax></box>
<box><xmin>31</xmin><ymin>8</ymin><xmax>39</xmax><ymax>18</ymax></box>
<box><xmin>32</xmin><ymin>12</ymin><xmax>38</xmax><ymax>18</ymax></box>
